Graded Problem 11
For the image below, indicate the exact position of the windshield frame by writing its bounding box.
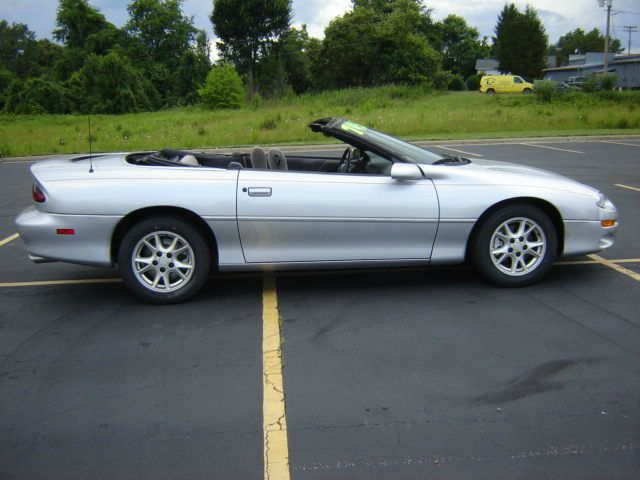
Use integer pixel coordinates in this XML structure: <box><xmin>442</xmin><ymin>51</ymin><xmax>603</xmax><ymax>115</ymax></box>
<box><xmin>321</xmin><ymin>119</ymin><xmax>444</xmax><ymax>165</ymax></box>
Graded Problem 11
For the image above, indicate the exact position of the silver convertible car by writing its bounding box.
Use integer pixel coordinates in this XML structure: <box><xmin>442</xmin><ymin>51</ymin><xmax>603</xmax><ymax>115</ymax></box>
<box><xmin>15</xmin><ymin>117</ymin><xmax>618</xmax><ymax>303</ymax></box>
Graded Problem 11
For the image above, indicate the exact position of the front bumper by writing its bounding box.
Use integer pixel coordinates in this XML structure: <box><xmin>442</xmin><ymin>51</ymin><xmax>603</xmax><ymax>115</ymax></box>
<box><xmin>15</xmin><ymin>206</ymin><xmax>121</xmax><ymax>267</ymax></box>
<box><xmin>562</xmin><ymin>202</ymin><xmax>618</xmax><ymax>257</ymax></box>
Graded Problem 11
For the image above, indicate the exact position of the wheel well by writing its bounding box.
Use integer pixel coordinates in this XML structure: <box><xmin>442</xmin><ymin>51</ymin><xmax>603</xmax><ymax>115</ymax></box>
<box><xmin>465</xmin><ymin>197</ymin><xmax>564</xmax><ymax>261</ymax></box>
<box><xmin>110</xmin><ymin>206</ymin><xmax>219</xmax><ymax>268</ymax></box>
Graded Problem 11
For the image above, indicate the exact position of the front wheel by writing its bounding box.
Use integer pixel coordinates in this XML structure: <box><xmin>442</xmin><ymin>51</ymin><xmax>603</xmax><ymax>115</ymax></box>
<box><xmin>471</xmin><ymin>205</ymin><xmax>557</xmax><ymax>287</ymax></box>
<box><xmin>118</xmin><ymin>216</ymin><xmax>211</xmax><ymax>304</ymax></box>
<box><xmin>522</xmin><ymin>88</ymin><xmax>533</xmax><ymax>95</ymax></box>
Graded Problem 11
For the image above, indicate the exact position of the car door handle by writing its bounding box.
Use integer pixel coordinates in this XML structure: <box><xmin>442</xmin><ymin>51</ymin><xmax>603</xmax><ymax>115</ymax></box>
<box><xmin>247</xmin><ymin>187</ymin><xmax>272</xmax><ymax>197</ymax></box>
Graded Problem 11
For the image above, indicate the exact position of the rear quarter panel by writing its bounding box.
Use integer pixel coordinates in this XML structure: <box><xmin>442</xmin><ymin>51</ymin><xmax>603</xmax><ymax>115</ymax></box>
<box><xmin>29</xmin><ymin>160</ymin><xmax>243</xmax><ymax>266</ymax></box>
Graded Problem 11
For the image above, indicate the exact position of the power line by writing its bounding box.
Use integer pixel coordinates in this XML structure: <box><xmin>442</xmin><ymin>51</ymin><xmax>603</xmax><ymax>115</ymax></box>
<box><xmin>623</xmin><ymin>25</ymin><xmax>638</xmax><ymax>54</ymax></box>
<box><xmin>613</xmin><ymin>10</ymin><xmax>640</xmax><ymax>16</ymax></box>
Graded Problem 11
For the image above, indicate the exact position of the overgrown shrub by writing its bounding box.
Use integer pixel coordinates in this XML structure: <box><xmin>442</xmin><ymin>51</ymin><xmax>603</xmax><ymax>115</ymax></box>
<box><xmin>3</xmin><ymin>77</ymin><xmax>71</xmax><ymax>114</ymax></box>
<box><xmin>465</xmin><ymin>74</ymin><xmax>480</xmax><ymax>91</ymax></box>
<box><xmin>198</xmin><ymin>65</ymin><xmax>245</xmax><ymax>109</ymax></box>
<box><xmin>533</xmin><ymin>80</ymin><xmax>556</xmax><ymax>103</ymax></box>
<box><xmin>598</xmin><ymin>73</ymin><xmax>617</xmax><ymax>91</ymax></box>
<box><xmin>67</xmin><ymin>52</ymin><xmax>159</xmax><ymax>114</ymax></box>
<box><xmin>448</xmin><ymin>74</ymin><xmax>466</xmax><ymax>91</ymax></box>
<box><xmin>581</xmin><ymin>75</ymin><xmax>598</xmax><ymax>93</ymax></box>
<box><xmin>259</xmin><ymin>113</ymin><xmax>281</xmax><ymax>130</ymax></box>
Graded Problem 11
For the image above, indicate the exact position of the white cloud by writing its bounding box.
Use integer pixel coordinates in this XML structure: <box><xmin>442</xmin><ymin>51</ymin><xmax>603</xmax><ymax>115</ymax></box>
<box><xmin>292</xmin><ymin>0</ymin><xmax>351</xmax><ymax>38</ymax></box>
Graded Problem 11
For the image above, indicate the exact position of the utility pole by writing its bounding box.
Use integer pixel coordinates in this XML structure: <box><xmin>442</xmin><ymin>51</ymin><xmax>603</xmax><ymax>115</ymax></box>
<box><xmin>602</xmin><ymin>0</ymin><xmax>612</xmax><ymax>73</ymax></box>
<box><xmin>623</xmin><ymin>26</ymin><xmax>638</xmax><ymax>55</ymax></box>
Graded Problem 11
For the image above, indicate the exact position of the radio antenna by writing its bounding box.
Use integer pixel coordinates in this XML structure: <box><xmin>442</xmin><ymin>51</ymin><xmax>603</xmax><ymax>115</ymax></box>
<box><xmin>88</xmin><ymin>113</ymin><xmax>94</xmax><ymax>173</ymax></box>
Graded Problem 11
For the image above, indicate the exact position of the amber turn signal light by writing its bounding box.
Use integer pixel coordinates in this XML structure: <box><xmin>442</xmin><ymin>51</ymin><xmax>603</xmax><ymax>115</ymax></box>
<box><xmin>600</xmin><ymin>220</ymin><xmax>616</xmax><ymax>228</ymax></box>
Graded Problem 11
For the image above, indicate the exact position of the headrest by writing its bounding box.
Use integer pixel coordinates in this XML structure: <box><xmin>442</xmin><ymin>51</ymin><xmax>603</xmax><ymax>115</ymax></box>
<box><xmin>179</xmin><ymin>154</ymin><xmax>199</xmax><ymax>166</ymax></box>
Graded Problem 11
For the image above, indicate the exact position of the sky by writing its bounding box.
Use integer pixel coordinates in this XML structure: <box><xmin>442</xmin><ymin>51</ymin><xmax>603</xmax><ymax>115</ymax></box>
<box><xmin>1</xmin><ymin>0</ymin><xmax>639</xmax><ymax>53</ymax></box>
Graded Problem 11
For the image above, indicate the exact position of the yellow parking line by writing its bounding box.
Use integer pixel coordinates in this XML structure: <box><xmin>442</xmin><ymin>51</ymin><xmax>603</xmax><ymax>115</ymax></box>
<box><xmin>601</xmin><ymin>140</ymin><xmax>640</xmax><ymax>147</ymax></box>
<box><xmin>521</xmin><ymin>143</ymin><xmax>584</xmax><ymax>154</ymax></box>
<box><xmin>615</xmin><ymin>184</ymin><xmax>640</xmax><ymax>193</ymax></box>
<box><xmin>556</xmin><ymin>260</ymin><xmax>597</xmax><ymax>265</ymax></box>
<box><xmin>557</xmin><ymin>259</ymin><xmax>640</xmax><ymax>266</ymax></box>
<box><xmin>435</xmin><ymin>146</ymin><xmax>483</xmax><ymax>157</ymax></box>
<box><xmin>588</xmin><ymin>254</ymin><xmax>640</xmax><ymax>282</ymax></box>
<box><xmin>0</xmin><ymin>233</ymin><xmax>19</xmax><ymax>247</ymax></box>
<box><xmin>0</xmin><ymin>278</ymin><xmax>122</xmax><ymax>288</ymax></box>
<box><xmin>262</xmin><ymin>274</ymin><xmax>290</xmax><ymax>480</ymax></box>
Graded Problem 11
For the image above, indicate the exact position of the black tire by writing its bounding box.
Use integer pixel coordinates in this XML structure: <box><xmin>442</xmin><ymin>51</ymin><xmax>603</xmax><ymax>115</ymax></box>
<box><xmin>117</xmin><ymin>216</ymin><xmax>211</xmax><ymax>304</ymax></box>
<box><xmin>486</xmin><ymin>88</ymin><xmax>495</xmax><ymax>96</ymax></box>
<box><xmin>471</xmin><ymin>205</ymin><xmax>557</xmax><ymax>287</ymax></box>
<box><xmin>523</xmin><ymin>88</ymin><xmax>533</xmax><ymax>95</ymax></box>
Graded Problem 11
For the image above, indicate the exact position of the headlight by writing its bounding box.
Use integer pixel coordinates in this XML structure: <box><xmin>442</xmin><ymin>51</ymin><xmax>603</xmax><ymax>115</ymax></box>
<box><xmin>596</xmin><ymin>193</ymin><xmax>613</xmax><ymax>209</ymax></box>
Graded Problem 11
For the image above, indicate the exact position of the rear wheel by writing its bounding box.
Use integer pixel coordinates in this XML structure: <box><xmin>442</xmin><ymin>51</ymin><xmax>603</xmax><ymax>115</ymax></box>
<box><xmin>118</xmin><ymin>216</ymin><xmax>211</xmax><ymax>304</ymax></box>
<box><xmin>486</xmin><ymin>88</ymin><xmax>496</xmax><ymax>96</ymax></box>
<box><xmin>471</xmin><ymin>205</ymin><xmax>557</xmax><ymax>287</ymax></box>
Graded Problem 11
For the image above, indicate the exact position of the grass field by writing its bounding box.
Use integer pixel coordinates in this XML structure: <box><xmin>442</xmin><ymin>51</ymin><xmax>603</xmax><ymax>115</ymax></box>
<box><xmin>1</xmin><ymin>87</ymin><xmax>639</xmax><ymax>157</ymax></box>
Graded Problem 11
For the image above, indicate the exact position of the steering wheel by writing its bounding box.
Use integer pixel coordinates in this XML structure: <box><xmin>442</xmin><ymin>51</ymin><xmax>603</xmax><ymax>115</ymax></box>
<box><xmin>338</xmin><ymin>147</ymin><xmax>352</xmax><ymax>173</ymax></box>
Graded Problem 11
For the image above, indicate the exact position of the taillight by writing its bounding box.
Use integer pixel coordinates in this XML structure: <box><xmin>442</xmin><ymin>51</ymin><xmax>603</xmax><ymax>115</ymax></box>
<box><xmin>32</xmin><ymin>184</ymin><xmax>45</xmax><ymax>203</ymax></box>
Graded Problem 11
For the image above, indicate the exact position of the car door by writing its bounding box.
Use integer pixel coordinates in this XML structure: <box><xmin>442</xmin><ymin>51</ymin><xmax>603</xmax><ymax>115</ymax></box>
<box><xmin>513</xmin><ymin>76</ymin><xmax>523</xmax><ymax>93</ymax></box>
<box><xmin>236</xmin><ymin>169</ymin><xmax>439</xmax><ymax>264</ymax></box>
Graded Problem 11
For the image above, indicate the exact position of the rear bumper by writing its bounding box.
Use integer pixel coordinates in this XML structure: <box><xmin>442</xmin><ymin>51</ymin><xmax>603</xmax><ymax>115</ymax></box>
<box><xmin>14</xmin><ymin>206</ymin><xmax>121</xmax><ymax>267</ymax></box>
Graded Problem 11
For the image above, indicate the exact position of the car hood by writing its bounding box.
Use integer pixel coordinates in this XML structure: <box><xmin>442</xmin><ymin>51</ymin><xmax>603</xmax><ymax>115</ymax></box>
<box><xmin>469</xmin><ymin>159</ymin><xmax>572</xmax><ymax>179</ymax></box>
<box><xmin>434</xmin><ymin>158</ymin><xmax>600</xmax><ymax>196</ymax></box>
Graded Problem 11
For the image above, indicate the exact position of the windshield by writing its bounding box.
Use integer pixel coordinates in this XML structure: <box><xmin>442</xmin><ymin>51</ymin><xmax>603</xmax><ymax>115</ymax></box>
<box><xmin>339</xmin><ymin>120</ymin><xmax>444</xmax><ymax>164</ymax></box>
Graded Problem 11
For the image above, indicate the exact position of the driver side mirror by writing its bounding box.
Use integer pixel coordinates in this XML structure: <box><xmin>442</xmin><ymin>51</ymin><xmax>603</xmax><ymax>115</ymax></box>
<box><xmin>391</xmin><ymin>163</ymin><xmax>423</xmax><ymax>180</ymax></box>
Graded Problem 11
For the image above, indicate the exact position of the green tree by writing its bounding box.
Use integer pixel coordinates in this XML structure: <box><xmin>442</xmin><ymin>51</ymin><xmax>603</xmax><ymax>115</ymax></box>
<box><xmin>494</xmin><ymin>3</ymin><xmax>548</xmax><ymax>81</ymax></box>
<box><xmin>276</xmin><ymin>25</ymin><xmax>317</xmax><ymax>94</ymax></box>
<box><xmin>0</xmin><ymin>21</ymin><xmax>63</xmax><ymax>79</ymax></box>
<box><xmin>176</xmin><ymin>51</ymin><xmax>201</xmax><ymax>104</ymax></box>
<box><xmin>126</xmin><ymin>0</ymin><xmax>198</xmax><ymax>104</ymax></box>
<box><xmin>194</xmin><ymin>29</ymin><xmax>212</xmax><ymax>83</ymax></box>
<box><xmin>552</xmin><ymin>28</ymin><xmax>623</xmax><ymax>65</ymax></box>
<box><xmin>53</xmin><ymin>0</ymin><xmax>129</xmax><ymax>82</ymax></box>
<box><xmin>83</xmin><ymin>24</ymin><xmax>130</xmax><ymax>56</ymax></box>
<box><xmin>32</xmin><ymin>39</ymin><xmax>65</xmax><ymax>72</ymax></box>
<box><xmin>437</xmin><ymin>14</ymin><xmax>490</xmax><ymax>78</ymax></box>
<box><xmin>126</xmin><ymin>0</ymin><xmax>196</xmax><ymax>61</ymax></box>
<box><xmin>315</xmin><ymin>0</ymin><xmax>442</xmax><ymax>88</ymax></box>
<box><xmin>198</xmin><ymin>64</ymin><xmax>245</xmax><ymax>109</ymax></box>
<box><xmin>353</xmin><ymin>0</ymin><xmax>439</xmax><ymax>42</ymax></box>
<box><xmin>53</xmin><ymin>0</ymin><xmax>111</xmax><ymax>49</ymax></box>
<box><xmin>352</xmin><ymin>0</ymin><xmax>396</xmax><ymax>13</ymax></box>
<box><xmin>211</xmin><ymin>0</ymin><xmax>292</xmax><ymax>94</ymax></box>
<box><xmin>67</xmin><ymin>51</ymin><xmax>159</xmax><ymax>113</ymax></box>
<box><xmin>0</xmin><ymin>21</ymin><xmax>35</xmax><ymax>76</ymax></box>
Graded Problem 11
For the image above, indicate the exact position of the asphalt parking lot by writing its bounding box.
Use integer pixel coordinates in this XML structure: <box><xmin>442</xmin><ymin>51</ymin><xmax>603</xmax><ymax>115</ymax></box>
<box><xmin>1</xmin><ymin>138</ymin><xmax>639</xmax><ymax>479</ymax></box>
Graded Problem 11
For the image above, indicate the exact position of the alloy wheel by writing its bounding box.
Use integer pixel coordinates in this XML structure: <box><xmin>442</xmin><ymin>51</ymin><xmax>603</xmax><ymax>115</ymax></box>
<box><xmin>489</xmin><ymin>217</ymin><xmax>546</xmax><ymax>276</ymax></box>
<box><xmin>132</xmin><ymin>231</ymin><xmax>195</xmax><ymax>292</ymax></box>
